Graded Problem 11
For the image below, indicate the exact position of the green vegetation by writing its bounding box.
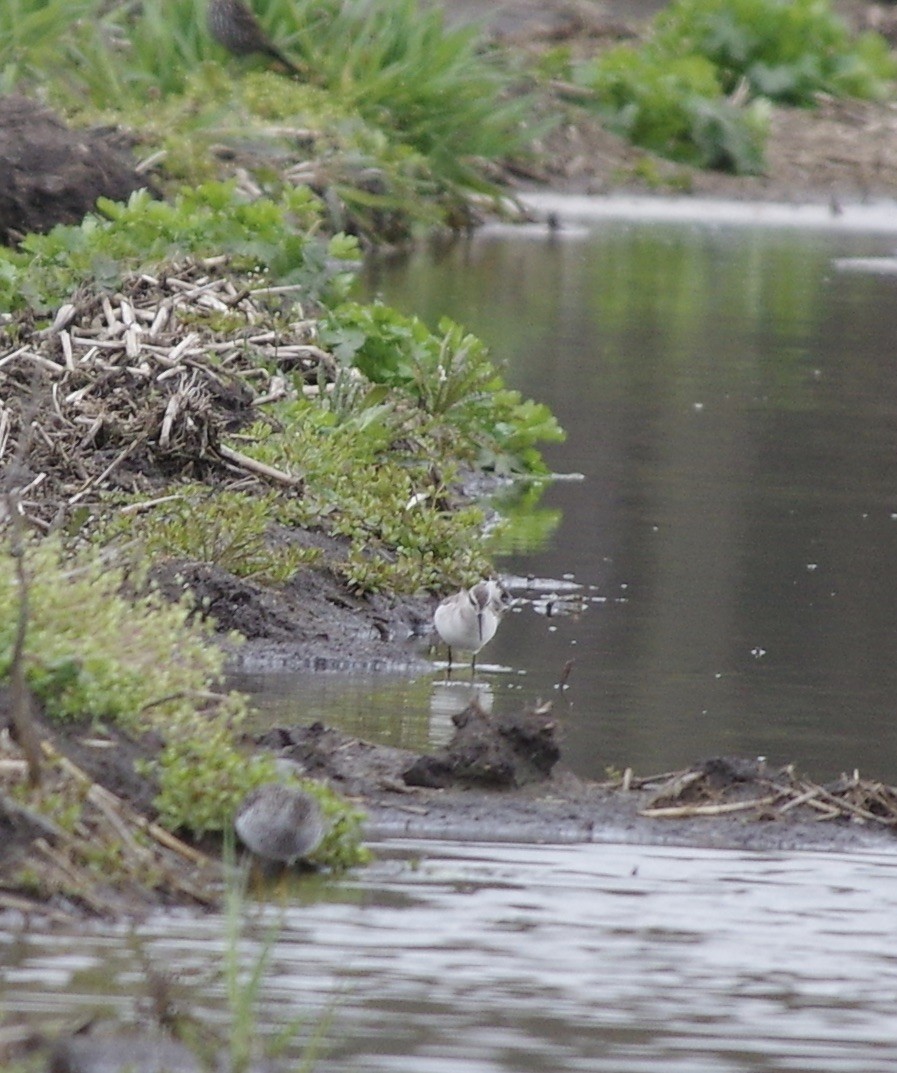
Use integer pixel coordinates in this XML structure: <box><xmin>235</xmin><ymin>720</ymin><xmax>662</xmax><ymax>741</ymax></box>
<box><xmin>120</xmin><ymin>486</ymin><xmax>322</xmax><ymax>585</ymax></box>
<box><xmin>0</xmin><ymin>538</ymin><xmax>228</xmax><ymax>728</ymax></box>
<box><xmin>0</xmin><ymin>538</ymin><xmax>368</xmax><ymax>868</ymax></box>
<box><xmin>0</xmin><ymin>0</ymin><xmax>560</xmax><ymax>886</ymax></box>
<box><xmin>653</xmin><ymin>0</ymin><xmax>896</xmax><ymax>105</ymax></box>
<box><xmin>0</xmin><ymin>182</ymin><xmax>354</xmax><ymax>314</ymax></box>
<box><xmin>582</xmin><ymin>47</ymin><xmax>768</xmax><ymax>174</ymax></box>
<box><xmin>575</xmin><ymin>0</ymin><xmax>895</xmax><ymax>173</ymax></box>
<box><xmin>0</xmin><ymin>177</ymin><xmax>560</xmax><ymax>596</ymax></box>
<box><xmin>0</xmin><ymin>0</ymin><xmax>537</xmax><ymax>238</ymax></box>
<box><xmin>0</xmin><ymin>92</ymin><xmax>562</xmax><ymax>862</ymax></box>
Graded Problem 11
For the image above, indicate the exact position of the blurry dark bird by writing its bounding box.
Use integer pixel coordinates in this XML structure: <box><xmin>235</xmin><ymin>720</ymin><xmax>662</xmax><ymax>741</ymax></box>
<box><xmin>207</xmin><ymin>0</ymin><xmax>305</xmax><ymax>77</ymax></box>
<box><xmin>234</xmin><ymin>782</ymin><xmax>326</xmax><ymax>866</ymax></box>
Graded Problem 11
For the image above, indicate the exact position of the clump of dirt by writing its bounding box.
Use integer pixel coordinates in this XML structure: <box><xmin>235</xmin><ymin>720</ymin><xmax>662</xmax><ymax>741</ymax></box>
<box><xmin>0</xmin><ymin>95</ymin><xmax>146</xmax><ymax>246</ymax></box>
<box><xmin>256</xmin><ymin>700</ymin><xmax>563</xmax><ymax>794</ymax></box>
<box><xmin>403</xmin><ymin>700</ymin><xmax>561</xmax><ymax>788</ymax></box>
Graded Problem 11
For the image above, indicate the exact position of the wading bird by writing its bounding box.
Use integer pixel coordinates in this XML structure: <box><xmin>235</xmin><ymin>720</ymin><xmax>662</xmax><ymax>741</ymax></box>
<box><xmin>433</xmin><ymin>579</ymin><xmax>509</xmax><ymax>676</ymax></box>
<box><xmin>234</xmin><ymin>782</ymin><xmax>326</xmax><ymax>866</ymax></box>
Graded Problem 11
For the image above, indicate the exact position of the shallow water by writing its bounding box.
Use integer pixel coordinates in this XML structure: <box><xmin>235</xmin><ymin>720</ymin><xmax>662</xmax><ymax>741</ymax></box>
<box><xmin>322</xmin><ymin>198</ymin><xmax>897</xmax><ymax>786</ymax></box>
<box><xmin>6</xmin><ymin>839</ymin><xmax>897</xmax><ymax>1071</ymax></box>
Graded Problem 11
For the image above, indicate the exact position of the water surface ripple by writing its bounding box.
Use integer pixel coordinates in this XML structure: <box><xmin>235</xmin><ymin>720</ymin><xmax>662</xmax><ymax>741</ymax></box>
<box><xmin>5</xmin><ymin>840</ymin><xmax>897</xmax><ymax>1072</ymax></box>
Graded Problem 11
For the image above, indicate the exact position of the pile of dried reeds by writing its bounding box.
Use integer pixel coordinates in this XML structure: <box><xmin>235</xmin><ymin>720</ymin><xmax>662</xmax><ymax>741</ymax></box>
<box><xmin>0</xmin><ymin>257</ymin><xmax>335</xmax><ymax>528</ymax></box>
<box><xmin>619</xmin><ymin>756</ymin><xmax>897</xmax><ymax>829</ymax></box>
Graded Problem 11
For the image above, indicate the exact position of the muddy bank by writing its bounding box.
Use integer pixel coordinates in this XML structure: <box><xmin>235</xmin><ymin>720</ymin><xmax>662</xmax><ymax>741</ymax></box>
<box><xmin>4</xmin><ymin>693</ymin><xmax>896</xmax><ymax>924</ymax></box>
<box><xmin>268</xmin><ymin>712</ymin><xmax>897</xmax><ymax>854</ymax></box>
<box><xmin>251</xmin><ymin>710</ymin><xmax>897</xmax><ymax>854</ymax></box>
<box><xmin>151</xmin><ymin>558</ymin><xmax>435</xmax><ymax>674</ymax></box>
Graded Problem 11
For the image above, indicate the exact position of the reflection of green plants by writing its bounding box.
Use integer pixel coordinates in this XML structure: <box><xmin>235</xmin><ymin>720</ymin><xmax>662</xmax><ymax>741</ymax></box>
<box><xmin>489</xmin><ymin>483</ymin><xmax>563</xmax><ymax>557</ymax></box>
<box><xmin>119</xmin><ymin>487</ymin><xmax>321</xmax><ymax>584</ymax></box>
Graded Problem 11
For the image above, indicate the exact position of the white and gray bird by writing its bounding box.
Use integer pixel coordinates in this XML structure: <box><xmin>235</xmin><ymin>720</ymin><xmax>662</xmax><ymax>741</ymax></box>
<box><xmin>433</xmin><ymin>579</ymin><xmax>509</xmax><ymax>676</ymax></box>
<box><xmin>234</xmin><ymin>783</ymin><xmax>326</xmax><ymax>866</ymax></box>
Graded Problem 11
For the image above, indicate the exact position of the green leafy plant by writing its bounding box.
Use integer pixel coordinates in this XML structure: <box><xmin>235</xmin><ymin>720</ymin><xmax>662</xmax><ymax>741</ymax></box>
<box><xmin>47</xmin><ymin>0</ymin><xmax>535</xmax><ymax>203</ymax></box>
<box><xmin>298</xmin><ymin>777</ymin><xmax>371</xmax><ymax>872</ymax></box>
<box><xmin>654</xmin><ymin>0</ymin><xmax>896</xmax><ymax>105</ymax></box>
<box><xmin>0</xmin><ymin>0</ymin><xmax>95</xmax><ymax>92</ymax></box>
<box><xmin>319</xmin><ymin>302</ymin><xmax>565</xmax><ymax>473</ymax></box>
<box><xmin>579</xmin><ymin>44</ymin><xmax>767</xmax><ymax>173</ymax></box>
<box><xmin>232</xmin><ymin>401</ymin><xmax>496</xmax><ymax>594</ymax></box>
<box><xmin>148</xmin><ymin>728</ymin><xmax>277</xmax><ymax>839</ymax></box>
<box><xmin>231</xmin><ymin>0</ymin><xmax>537</xmax><ymax>190</ymax></box>
<box><xmin>0</xmin><ymin>183</ymin><xmax>357</xmax><ymax>314</ymax></box>
<box><xmin>576</xmin><ymin>0</ymin><xmax>895</xmax><ymax>173</ymax></box>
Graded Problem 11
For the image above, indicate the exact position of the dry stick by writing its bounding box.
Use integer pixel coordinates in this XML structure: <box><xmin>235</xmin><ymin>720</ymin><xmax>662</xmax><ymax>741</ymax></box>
<box><xmin>217</xmin><ymin>443</ymin><xmax>302</xmax><ymax>486</ymax></box>
<box><xmin>639</xmin><ymin>796</ymin><xmax>780</xmax><ymax>819</ymax></box>
<box><xmin>43</xmin><ymin>743</ymin><xmax>215</xmax><ymax>869</ymax></box>
<box><xmin>777</xmin><ymin>785</ymin><xmax>826</xmax><ymax>813</ymax></box>
<box><xmin>67</xmin><ymin>433</ymin><xmax>147</xmax><ymax>506</ymax></box>
<box><xmin>0</xmin><ymin>891</ymin><xmax>73</xmax><ymax>923</ymax></box>
<box><xmin>32</xmin><ymin>838</ymin><xmax>109</xmax><ymax>916</ymax></box>
<box><xmin>557</xmin><ymin>659</ymin><xmax>575</xmax><ymax>690</ymax></box>
<box><xmin>4</xmin><ymin>381</ymin><xmax>45</xmax><ymax>787</ymax></box>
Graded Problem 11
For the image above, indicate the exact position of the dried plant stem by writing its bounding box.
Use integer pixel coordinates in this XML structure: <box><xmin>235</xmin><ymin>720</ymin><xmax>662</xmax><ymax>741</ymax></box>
<box><xmin>4</xmin><ymin>384</ymin><xmax>44</xmax><ymax>787</ymax></box>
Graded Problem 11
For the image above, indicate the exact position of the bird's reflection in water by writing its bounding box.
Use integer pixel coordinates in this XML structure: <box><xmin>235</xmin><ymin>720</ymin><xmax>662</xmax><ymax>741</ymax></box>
<box><xmin>429</xmin><ymin>680</ymin><xmax>494</xmax><ymax>747</ymax></box>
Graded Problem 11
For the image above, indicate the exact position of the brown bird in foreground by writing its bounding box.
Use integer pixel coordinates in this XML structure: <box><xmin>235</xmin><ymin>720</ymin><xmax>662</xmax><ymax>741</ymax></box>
<box><xmin>207</xmin><ymin>0</ymin><xmax>305</xmax><ymax>77</ymax></box>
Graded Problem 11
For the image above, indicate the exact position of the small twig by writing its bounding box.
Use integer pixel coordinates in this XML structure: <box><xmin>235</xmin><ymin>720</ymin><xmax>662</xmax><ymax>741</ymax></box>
<box><xmin>68</xmin><ymin>434</ymin><xmax>147</xmax><ymax>505</ymax></box>
<box><xmin>32</xmin><ymin>839</ymin><xmax>109</xmax><ymax>915</ymax></box>
<box><xmin>556</xmin><ymin>658</ymin><xmax>575</xmax><ymax>690</ymax></box>
<box><xmin>217</xmin><ymin>443</ymin><xmax>303</xmax><ymax>487</ymax></box>
<box><xmin>3</xmin><ymin>379</ymin><xmax>44</xmax><ymax>787</ymax></box>
<box><xmin>119</xmin><ymin>493</ymin><xmax>185</xmax><ymax>516</ymax></box>
<box><xmin>639</xmin><ymin>796</ymin><xmax>779</xmax><ymax>819</ymax></box>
